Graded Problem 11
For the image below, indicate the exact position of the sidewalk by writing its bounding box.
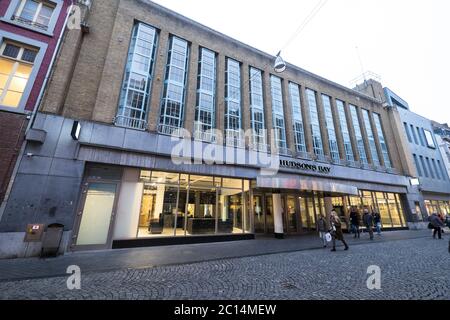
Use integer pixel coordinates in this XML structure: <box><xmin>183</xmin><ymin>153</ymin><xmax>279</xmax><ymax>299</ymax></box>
<box><xmin>0</xmin><ymin>230</ymin><xmax>437</xmax><ymax>282</ymax></box>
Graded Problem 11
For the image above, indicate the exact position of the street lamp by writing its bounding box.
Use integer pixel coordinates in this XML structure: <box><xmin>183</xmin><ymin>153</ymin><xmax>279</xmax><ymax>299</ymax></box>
<box><xmin>274</xmin><ymin>51</ymin><xmax>286</xmax><ymax>73</ymax></box>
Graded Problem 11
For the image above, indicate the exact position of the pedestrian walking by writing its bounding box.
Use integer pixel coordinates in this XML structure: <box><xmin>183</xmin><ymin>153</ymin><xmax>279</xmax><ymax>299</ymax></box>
<box><xmin>373</xmin><ymin>211</ymin><xmax>382</xmax><ymax>235</ymax></box>
<box><xmin>317</xmin><ymin>214</ymin><xmax>329</xmax><ymax>248</ymax></box>
<box><xmin>363</xmin><ymin>209</ymin><xmax>374</xmax><ymax>240</ymax></box>
<box><xmin>329</xmin><ymin>210</ymin><xmax>349</xmax><ymax>252</ymax></box>
<box><xmin>349</xmin><ymin>207</ymin><xmax>360</xmax><ymax>239</ymax></box>
<box><xmin>428</xmin><ymin>212</ymin><xmax>445</xmax><ymax>239</ymax></box>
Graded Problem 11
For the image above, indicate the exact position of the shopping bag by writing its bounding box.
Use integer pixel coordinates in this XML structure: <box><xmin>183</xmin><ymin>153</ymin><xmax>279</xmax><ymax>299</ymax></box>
<box><xmin>325</xmin><ymin>233</ymin><xmax>332</xmax><ymax>242</ymax></box>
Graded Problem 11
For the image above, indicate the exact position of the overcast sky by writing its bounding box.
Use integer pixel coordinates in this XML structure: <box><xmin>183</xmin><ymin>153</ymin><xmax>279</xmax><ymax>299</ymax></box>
<box><xmin>151</xmin><ymin>0</ymin><xmax>450</xmax><ymax>124</ymax></box>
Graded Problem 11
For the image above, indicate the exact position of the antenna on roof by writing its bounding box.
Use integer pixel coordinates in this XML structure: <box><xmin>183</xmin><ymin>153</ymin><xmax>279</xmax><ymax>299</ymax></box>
<box><xmin>355</xmin><ymin>46</ymin><xmax>366</xmax><ymax>82</ymax></box>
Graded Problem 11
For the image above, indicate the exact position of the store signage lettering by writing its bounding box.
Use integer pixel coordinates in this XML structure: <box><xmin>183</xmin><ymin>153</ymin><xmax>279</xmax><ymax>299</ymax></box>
<box><xmin>280</xmin><ymin>160</ymin><xmax>331</xmax><ymax>174</ymax></box>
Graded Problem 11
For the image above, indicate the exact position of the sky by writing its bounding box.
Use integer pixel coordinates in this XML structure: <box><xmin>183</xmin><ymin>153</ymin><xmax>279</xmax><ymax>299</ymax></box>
<box><xmin>151</xmin><ymin>0</ymin><xmax>450</xmax><ymax>124</ymax></box>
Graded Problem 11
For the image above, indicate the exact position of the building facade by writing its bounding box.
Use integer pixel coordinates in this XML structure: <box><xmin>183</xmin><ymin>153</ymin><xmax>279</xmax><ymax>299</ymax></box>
<box><xmin>0</xmin><ymin>0</ymin><xmax>415</xmax><ymax>258</ymax></box>
<box><xmin>0</xmin><ymin>0</ymin><xmax>72</xmax><ymax>208</ymax></box>
<box><xmin>355</xmin><ymin>80</ymin><xmax>450</xmax><ymax>225</ymax></box>
<box><xmin>433</xmin><ymin>121</ymin><xmax>450</xmax><ymax>194</ymax></box>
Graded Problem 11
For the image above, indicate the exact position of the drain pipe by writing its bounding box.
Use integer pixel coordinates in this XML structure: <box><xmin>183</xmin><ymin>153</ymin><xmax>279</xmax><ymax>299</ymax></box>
<box><xmin>0</xmin><ymin>3</ymin><xmax>74</xmax><ymax>222</ymax></box>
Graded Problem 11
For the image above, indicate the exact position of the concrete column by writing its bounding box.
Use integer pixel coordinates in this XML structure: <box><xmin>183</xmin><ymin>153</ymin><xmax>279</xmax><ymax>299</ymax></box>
<box><xmin>282</xmin><ymin>79</ymin><xmax>295</xmax><ymax>154</ymax></box>
<box><xmin>324</xmin><ymin>197</ymin><xmax>333</xmax><ymax>223</ymax></box>
<box><xmin>148</xmin><ymin>30</ymin><xmax>170</xmax><ymax>132</ymax></box>
<box><xmin>316</xmin><ymin>92</ymin><xmax>331</xmax><ymax>158</ymax></box>
<box><xmin>216</xmin><ymin>54</ymin><xmax>226</xmax><ymax>134</ymax></box>
<box><xmin>262</xmin><ymin>71</ymin><xmax>273</xmax><ymax>149</ymax></box>
<box><xmin>272</xmin><ymin>193</ymin><xmax>284</xmax><ymax>238</ymax></box>
<box><xmin>300</xmin><ymin>86</ymin><xmax>314</xmax><ymax>155</ymax></box>
<box><xmin>345</xmin><ymin>101</ymin><xmax>360</xmax><ymax>162</ymax></box>
<box><xmin>184</xmin><ymin>43</ymin><xmax>199</xmax><ymax>135</ymax></box>
<box><xmin>330</xmin><ymin>98</ymin><xmax>346</xmax><ymax>161</ymax></box>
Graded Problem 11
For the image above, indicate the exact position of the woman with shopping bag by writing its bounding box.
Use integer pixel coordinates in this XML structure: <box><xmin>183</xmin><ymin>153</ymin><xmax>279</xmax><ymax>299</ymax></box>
<box><xmin>329</xmin><ymin>210</ymin><xmax>349</xmax><ymax>252</ymax></box>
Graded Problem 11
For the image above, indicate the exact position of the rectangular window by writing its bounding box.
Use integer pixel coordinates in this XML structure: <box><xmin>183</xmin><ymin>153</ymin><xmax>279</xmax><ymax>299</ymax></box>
<box><xmin>306</xmin><ymin>89</ymin><xmax>324</xmax><ymax>156</ymax></box>
<box><xmin>362</xmin><ymin>109</ymin><xmax>380</xmax><ymax>167</ymax></box>
<box><xmin>403</xmin><ymin>122</ymin><xmax>412</xmax><ymax>143</ymax></box>
<box><xmin>322</xmin><ymin>94</ymin><xmax>339</xmax><ymax>161</ymax></box>
<box><xmin>13</xmin><ymin>0</ymin><xmax>55</xmax><ymax>31</ymax></box>
<box><xmin>194</xmin><ymin>48</ymin><xmax>216</xmax><ymax>141</ymax></box>
<box><xmin>417</xmin><ymin>127</ymin><xmax>425</xmax><ymax>146</ymax></box>
<box><xmin>159</xmin><ymin>36</ymin><xmax>189</xmax><ymax>135</ymax></box>
<box><xmin>116</xmin><ymin>23</ymin><xmax>158</xmax><ymax>130</ymax></box>
<box><xmin>410</xmin><ymin>124</ymin><xmax>418</xmax><ymax>144</ymax></box>
<box><xmin>437</xmin><ymin>160</ymin><xmax>448</xmax><ymax>181</ymax></box>
<box><xmin>225</xmin><ymin>58</ymin><xmax>242</xmax><ymax>146</ymax></box>
<box><xmin>289</xmin><ymin>82</ymin><xmax>306</xmax><ymax>154</ymax></box>
<box><xmin>413</xmin><ymin>154</ymin><xmax>422</xmax><ymax>176</ymax></box>
<box><xmin>426</xmin><ymin>157</ymin><xmax>435</xmax><ymax>179</ymax></box>
<box><xmin>336</xmin><ymin>100</ymin><xmax>354</xmax><ymax>162</ymax></box>
<box><xmin>420</xmin><ymin>156</ymin><xmax>429</xmax><ymax>177</ymax></box>
<box><xmin>424</xmin><ymin>129</ymin><xmax>436</xmax><ymax>148</ymax></box>
<box><xmin>270</xmin><ymin>76</ymin><xmax>287</xmax><ymax>151</ymax></box>
<box><xmin>249</xmin><ymin>67</ymin><xmax>266</xmax><ymax>150</ymax></box>
<box><xmin>373</xmin><ymin>113</ymin><xmax>391</xmax><ymax>168</ymax></box>
<box><xmin>350</xmin><ymin>105</ymin><xmax>368</xmax><ymax>165</ymax></box>
<box><xmin>431</xmin><ymin>159</ymin><xmax>441</xmax><ymax>180</ymax></box>
<box><xmin>0</xmin><ymin>40</ymin><xmax>37</xmax><ymax>108</ymax></box>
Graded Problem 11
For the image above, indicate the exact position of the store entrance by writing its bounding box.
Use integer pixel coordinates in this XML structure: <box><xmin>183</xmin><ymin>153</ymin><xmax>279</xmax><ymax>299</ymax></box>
<box><xmin>252</xmin><ymin>191</ymin><xmax>339</xmax><ymax>236</ymax></box>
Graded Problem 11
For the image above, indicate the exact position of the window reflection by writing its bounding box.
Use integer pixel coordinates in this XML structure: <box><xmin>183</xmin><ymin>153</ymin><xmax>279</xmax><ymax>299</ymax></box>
<box><xmin>137</xmin><ymin>171</ymin><xmax>248</xmax><ymax>238</ymax></box>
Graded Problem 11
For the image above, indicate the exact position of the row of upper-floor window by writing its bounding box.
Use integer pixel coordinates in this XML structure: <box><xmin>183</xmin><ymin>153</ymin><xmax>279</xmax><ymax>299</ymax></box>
<box><xmin>412</xmin><ymin>154</ymin><xmax>448</xmax><ymax>181</ymax></box>
<box><xmin>115</xmin><ymin>22</ymin><xmax>392</xmax><ymax>168</ymax></box>
<box><xmin>403</xmin><ymin>122</ymin><xmax>436</xmax><ymax>149</ymax></box>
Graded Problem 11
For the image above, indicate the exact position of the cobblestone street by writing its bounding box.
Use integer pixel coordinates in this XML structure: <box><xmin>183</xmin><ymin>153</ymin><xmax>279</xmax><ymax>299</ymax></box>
<box><xmin>1</xmin><ymin>236</ymin><xmax>449</xmax><ymax>300</ymax></box>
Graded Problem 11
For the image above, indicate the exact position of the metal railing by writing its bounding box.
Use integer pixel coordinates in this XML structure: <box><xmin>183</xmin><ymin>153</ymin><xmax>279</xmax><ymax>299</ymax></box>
<box><xmin>158</xmin><ymin>124</ymin><xmax>185</xmax><ymax>137</ymax></box>
<box><xmin>274</xmin><ymin>147</ymin><xmax>293</xmax><ymax>157</ymax></box>
<box><xmin>361</xmin><ymin>163</ymin><xmax>371</xmax><ymax>170</ymax></box>
<box><xmin>194</xmin><ymin>130</ymin><xmax>216</xmax><ymax>143</ymax></box>
<box><xmin>386</xmin><ymin>167</ymin><xmax>399</xmax><ymax>175</ymax></box>
<box><xmin>347</xmin><ymin>160</ymin><xmax>361</xmax><ymax>168</ymax></box>
<box><xmin>251</xmin><ymin>142</ymin><xmax>269</xmax><ymax>153</ymax></box>
<box><xmin>296</xmin><ymin>151</ymin><xmax>311</xmax><ymax>160</ymax></box>
<box><xmin>114</xmin><ymin>115</ymin><xmax>147</xmax><ymax>131</ymax></box>
<box><xmin>12</xmin><ymin>15</ymin><xmax>49</xmax><ymax>31</ymax></box>
<box><xmin>332</xmin><ymin>158</ymin><xmax>347</xmax><ymax>166</ymax></box>
<box><xmin>315</xmin><ymin>154</ymin><xmax>330</xmax><ymax>163</ymax></box>
<box><xmin>225</xmin><ymin>131</ymin><xmax>245</xmax><ymax>149</ymax></box>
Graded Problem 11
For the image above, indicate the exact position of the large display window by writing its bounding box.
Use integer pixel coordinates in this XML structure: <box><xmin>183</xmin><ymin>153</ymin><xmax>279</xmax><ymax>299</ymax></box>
<box><xmin>137</xmin><ymin>171</ymin><xmax>250</xmax><ymax>238</ymax></box>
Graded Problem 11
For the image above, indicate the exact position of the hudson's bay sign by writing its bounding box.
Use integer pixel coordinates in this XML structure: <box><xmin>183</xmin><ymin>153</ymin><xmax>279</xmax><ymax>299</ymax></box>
<box><xmin>280</xmin><ymin>159</ymin><xmax>331</xmax><ymax>174</ymax></box>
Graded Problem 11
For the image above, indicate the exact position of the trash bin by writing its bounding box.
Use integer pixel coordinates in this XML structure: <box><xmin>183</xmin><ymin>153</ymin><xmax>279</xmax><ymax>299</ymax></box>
<box><xmin>41</xmin><ymin>223</ymin><xmax>64</xmax><ymax>258</ymax></box>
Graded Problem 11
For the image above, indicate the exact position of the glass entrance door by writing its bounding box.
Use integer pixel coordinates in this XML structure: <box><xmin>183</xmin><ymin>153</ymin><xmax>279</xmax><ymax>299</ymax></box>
<box><xmin>285</xmin><ymin>195</ymin><xmax>299</xmax><ymax>233</ymax></box>
<box><xmin>74</xmin><ymin>182</ymin><xmax>118</xmax><ymax>250</ymax></box>
<box><xmin>265</xmin><ymin>194</ymin><xmax>274</xmax><ymax>234</ymax></box>
<box><xmin>253</xmin><ymin>194</ymin><xmax>265</xmax><ymax>233</ymax></box>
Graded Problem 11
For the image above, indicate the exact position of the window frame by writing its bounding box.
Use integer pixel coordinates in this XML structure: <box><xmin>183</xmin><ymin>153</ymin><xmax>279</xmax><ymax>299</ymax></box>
<box><xmin>0</xmin><ymin>32</ymin><xmax>47</xmax><ymax>113</ymax></box>
<box><xmin>2</xmin><ymin>0</ymin><xmax>63</xmax><ymax>36</ymax></box>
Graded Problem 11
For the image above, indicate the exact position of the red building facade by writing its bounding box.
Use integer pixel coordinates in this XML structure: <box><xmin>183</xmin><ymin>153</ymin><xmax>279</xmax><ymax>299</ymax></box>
<box><xmin>0</xmin><ymin>0</ymin><xmax>72</xmax><ymax>203</ymax></box>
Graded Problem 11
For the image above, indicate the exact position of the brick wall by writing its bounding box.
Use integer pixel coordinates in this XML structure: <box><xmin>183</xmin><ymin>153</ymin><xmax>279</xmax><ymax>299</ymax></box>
<box><xmin>0</xmin><ymin>112</ymin><xmax>28</xmax><ymax>203</ymax></box>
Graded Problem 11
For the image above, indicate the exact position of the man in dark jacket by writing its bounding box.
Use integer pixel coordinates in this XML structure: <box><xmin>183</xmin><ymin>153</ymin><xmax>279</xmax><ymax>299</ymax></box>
<box><xmin>363</xmin><ymin>209</ymin><xmax>374</xmax><ymax>240</ymax></box>
<box><xmin>429</xmin><ymin>213</ymin><xmax>445</xmax><ymax>239</ymax></box>
<box><xmin>349</xmin><ymin>208</ymin><xmax>360</xmax><ymax>239</ymax></box>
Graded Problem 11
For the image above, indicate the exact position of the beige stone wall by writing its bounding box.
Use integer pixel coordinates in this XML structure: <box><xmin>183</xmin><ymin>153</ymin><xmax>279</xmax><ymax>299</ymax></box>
<box><xmin>39</xmin><ymin>0</ymin><xmax>407</xmax><ymax>172</ymax></box>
